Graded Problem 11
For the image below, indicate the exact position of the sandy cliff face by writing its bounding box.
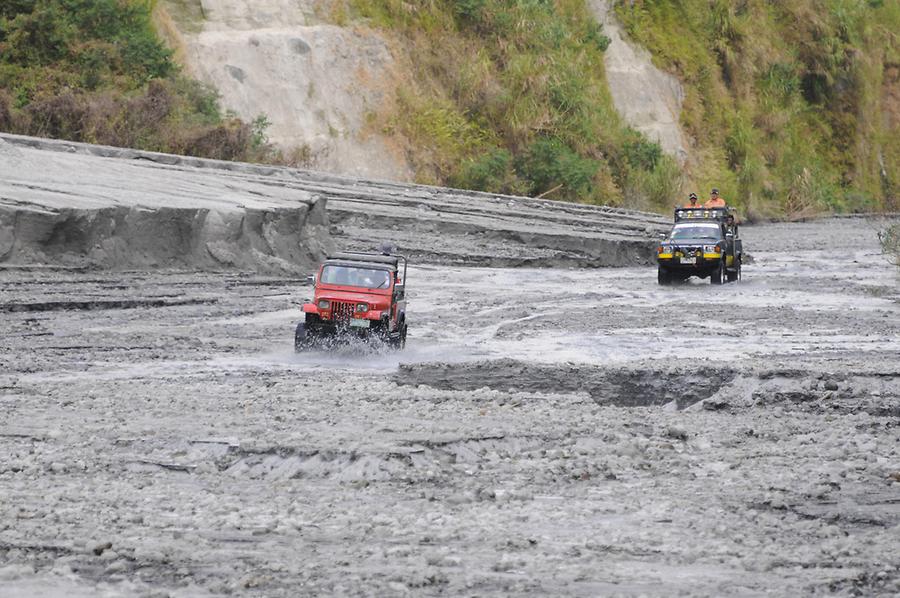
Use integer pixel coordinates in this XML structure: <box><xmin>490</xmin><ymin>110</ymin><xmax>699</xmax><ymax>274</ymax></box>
<box><xmin>589</xmin><ymin>0</ymin><xmax>689</xmax><ymax>164</ymax></box>
<box><xmin>159</xmin><ymin>0</ymin><xmax>412</xmax><ymax>181</ymax></box>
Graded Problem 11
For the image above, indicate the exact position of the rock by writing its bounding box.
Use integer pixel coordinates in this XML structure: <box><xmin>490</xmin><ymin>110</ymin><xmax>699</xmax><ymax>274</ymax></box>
<box><xmin>666</xmin><ymin>426</ymin><xmax>689</xmax><ymax>441</ymax></box>
<box><xmin>702</xmin><ymin>399</ymin><xmax>732</xmax><ymax>411</ymax></box>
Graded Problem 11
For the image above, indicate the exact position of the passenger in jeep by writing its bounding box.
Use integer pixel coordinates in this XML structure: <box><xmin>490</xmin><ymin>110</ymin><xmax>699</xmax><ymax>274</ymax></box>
<box><xmin>683</xmin><ymin>192</ymin><xmax>700</xmax><ymax>208</ymax></box>
<box><xmin>322</xmin><ymin>265</ymin><xmax>390</xmax><ymax>289</ymax></box>
<box><xmin>704</xmin><ymin>188</ymin><xmax>726</xmax><ymax>208</ymax></box>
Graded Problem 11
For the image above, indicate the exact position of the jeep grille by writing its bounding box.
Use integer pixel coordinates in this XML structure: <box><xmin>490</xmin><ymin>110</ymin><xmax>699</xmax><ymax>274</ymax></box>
<box><xmin>331</xmin><ymin>301</ymin><xmax>355</xmax><ymax>323</ymax></box>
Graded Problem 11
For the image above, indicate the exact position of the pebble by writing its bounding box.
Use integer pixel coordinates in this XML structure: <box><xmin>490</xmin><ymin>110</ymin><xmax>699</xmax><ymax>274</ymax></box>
<box><xmin>666</xmin><ymin>426</ymin><xmax>689</xmax><ymax>441</ymax></box>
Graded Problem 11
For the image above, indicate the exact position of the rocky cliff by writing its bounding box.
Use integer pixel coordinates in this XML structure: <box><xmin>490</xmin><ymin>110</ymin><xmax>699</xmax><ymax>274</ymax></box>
<box><xmin>156</xmin><ymin>0</ymin><xmax>412</xmax><ymax>181</ymax></box>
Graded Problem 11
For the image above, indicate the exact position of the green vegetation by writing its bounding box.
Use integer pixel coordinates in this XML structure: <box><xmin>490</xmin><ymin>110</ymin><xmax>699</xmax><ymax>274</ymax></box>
<box><xmin>337</xmin><ymin>0</ymin><xmax>679</xmax><ymax>208</ymax></box>
<box><xmin>0</xmin><ymin>0</ymin><xmax>270</xmax><ymax>161</ymax></box>
<box><xmin>2</xmin><ymin>0</ymin><xmax>896</xmax><ymax>216</ymax></box>
<box><xmin>615</xmin><ymin>0</ymin><xmax>900</xmax><ymax>216</ymax></box>
<box><xmin>329</xmin><ymin>0</ymin><xmax>898</xmax><ymax>215</ymax></box>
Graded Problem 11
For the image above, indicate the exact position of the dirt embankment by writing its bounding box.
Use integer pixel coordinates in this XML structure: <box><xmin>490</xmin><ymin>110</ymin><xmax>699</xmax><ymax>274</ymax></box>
<box><xmin>0</xmin><ymin>134</ymin><xmax>667</xmax><ymax>271</ymax></box>
<box><xmin>0</xmin><ymin>135</ymin><xmax>332</xmax><ymax>273</ymax></box>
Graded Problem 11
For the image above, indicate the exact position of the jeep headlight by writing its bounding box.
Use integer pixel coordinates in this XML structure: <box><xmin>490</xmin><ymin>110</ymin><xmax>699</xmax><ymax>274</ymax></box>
<box><xmin>317</xmin><ymin>299</ymin><xmax>331</xmax><ymax>310</ymax></box>
<box><xmin>356</xmin><ymin>303</ymin><xmax>368</xmax><ymax>313</ymax></box>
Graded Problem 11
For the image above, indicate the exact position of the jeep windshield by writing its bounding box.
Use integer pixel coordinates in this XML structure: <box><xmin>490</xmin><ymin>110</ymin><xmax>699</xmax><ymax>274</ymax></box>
<box><xmin>320</xmin><ymin>265</ymin><xmax>392</xmax><ymax>290</ymax></box>
<box><xmin>670</xmin><ymin>223</ymin><xmax>722</xmax><ymax>241</ymax></box>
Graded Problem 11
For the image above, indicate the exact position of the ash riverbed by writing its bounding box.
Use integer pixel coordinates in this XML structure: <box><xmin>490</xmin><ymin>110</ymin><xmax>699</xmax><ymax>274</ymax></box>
<box><xmin>1</xmin><ymin>218</ymin><xmax>898</xmax><ymax>596</ymax></box>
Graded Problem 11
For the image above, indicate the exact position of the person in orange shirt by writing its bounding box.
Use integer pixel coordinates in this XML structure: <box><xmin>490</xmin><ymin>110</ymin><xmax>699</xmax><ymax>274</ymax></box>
<box><xmin>704</xmin><ymin>188</ymin><xmax>726</xmax><ymax>208</ymax></box>
<box><xmin>683</xmin><ymin>192</ymin><xmax>700</xmax><ymax>208</ymax></box>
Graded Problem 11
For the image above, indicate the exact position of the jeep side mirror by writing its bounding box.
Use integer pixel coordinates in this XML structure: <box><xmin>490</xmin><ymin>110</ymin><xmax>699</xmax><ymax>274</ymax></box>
<box><xmin>306</xmin><ymin>274</ymin><xmax>316</xmax><ymax>285</ymax></box>
<box><xmin>658</xmin><ymin>233</ymin><xmax>667</xmax><ymax>240</ymax></box>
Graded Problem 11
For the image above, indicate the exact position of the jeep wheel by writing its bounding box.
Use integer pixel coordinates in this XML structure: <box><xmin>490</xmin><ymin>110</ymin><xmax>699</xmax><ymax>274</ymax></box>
<box><xmin>658</xmin><ymin>268</ymin><xmax>671</xmax><ymax>286</ymax></box>
<box><xmin>710</xmin><ymin>263</ymin><xmax>724</xmax><ymax>285</ymax></box>
<box><xmin>294</xmin><ymin>322</ymin><xmax>314</xmax><ymax>352</ymax></box>
<box><xmin>390</xmin><ymin>323</ymin><xmax>407</xmax><ymax>350</ymax></box>
<box><xmin>726</xmin><ymin>259</ymin><xmax>741</xmax><ymax>282</ymax></box>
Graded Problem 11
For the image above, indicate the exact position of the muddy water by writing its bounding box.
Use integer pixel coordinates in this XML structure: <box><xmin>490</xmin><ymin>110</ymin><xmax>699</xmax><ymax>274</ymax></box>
<box><xmin>0</xmin><ymin>218</ymin><xmax>898</xmax><ymax>596</ymax></box>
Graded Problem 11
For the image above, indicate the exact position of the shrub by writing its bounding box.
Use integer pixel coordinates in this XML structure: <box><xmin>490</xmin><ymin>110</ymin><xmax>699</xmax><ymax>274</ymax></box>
<box><xmin>0</xmin><ymin>89</ymin><xmax>13</xmax><ymax>130</ymax></box>
<box><xmin>0</xmin><ymin>0</ymin><xmax>269</xmax><ymax>163</ymax></box>
<box><xmin>623</xmin><ymin>134</ymin><xmax>662</xmax><ymax>171</ymax></box>
<box><xmin>628</xmin><ymin>155</ymin><xmax>683</xmax><ymax>211</ymax></box>
<box><xmin>451</xmin><ymin>148</ymin><xmax>519</xmax><ymax>195</ymax></box>
<box><xmin>177</xmin><ymin>121</ymin><xmax>253</xmax><ymax>161</ymax></box>
<box><xmin>515</xmin><ymin>137</ymin><xmax>599</xmax><ymax>201</ymax></box>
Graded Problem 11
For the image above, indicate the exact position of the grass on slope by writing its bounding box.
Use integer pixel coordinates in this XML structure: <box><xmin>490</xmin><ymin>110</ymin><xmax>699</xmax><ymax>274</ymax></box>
<box><xmin>333</xmin><ymin>0</ymin><xmax>681</xmax><ymax>209</ymax></box>
<box><xmin>0</xmin><ymin>0</ymin><xmax>271</xmax><ymax>161</ymax></box>
<box><xmin>616</xmin><ymin>0</ymin><xmax>900</xmax><ymax>216</ymax></box>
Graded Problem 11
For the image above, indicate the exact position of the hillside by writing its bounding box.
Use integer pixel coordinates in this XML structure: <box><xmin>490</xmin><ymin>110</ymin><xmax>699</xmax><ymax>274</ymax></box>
<box><xmin>325</xmin><ymin>0</ymin><xmax>898</xmax><ymax>216</ymax></box>
<box><xmin>0</xmin><ymin>0</ymin><xmax>278</xmax><ymax>162</ymax></box>
<box><xmin>1</xmin><ymin>1</ymin><xmax>898</xmax><ymax>217</ymax></box>
<box><xmin>324</xmin><ymin>0</ymin><xmax>682</xmax><ymax>208</ymax></box>
<box><xmin>615</xmin><ymin>0</ymin><xmax>900</xmax><ymax>216</ymax></box>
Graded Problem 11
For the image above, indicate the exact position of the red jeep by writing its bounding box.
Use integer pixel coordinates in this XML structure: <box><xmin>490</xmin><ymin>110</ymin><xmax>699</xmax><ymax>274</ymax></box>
<box><xmin>295</xmin><ymin>251</ymin><xmax>408</xmax><ymax>350</ymax></box>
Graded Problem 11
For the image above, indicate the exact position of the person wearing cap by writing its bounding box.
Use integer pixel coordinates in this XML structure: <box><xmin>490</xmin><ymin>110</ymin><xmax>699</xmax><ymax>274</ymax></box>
<box><xmin>724</xmin><ymin>212</ymin><xmax>737</xmax><ymax>234</ymax></box>
<box><xmin>704</xmin><ymin>188</ymin><xmax>726</xmax><ymax>208</ymax></box>
<box><xmin>683</xmin><ymin>193</ymin><xmax>700</xmax><ymax>208</ymax></box>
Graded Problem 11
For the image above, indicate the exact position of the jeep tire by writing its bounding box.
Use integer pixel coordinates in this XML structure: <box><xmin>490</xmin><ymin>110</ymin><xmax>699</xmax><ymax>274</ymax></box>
<box><xmin>726</xmin><ymin>259</ymin><xmax>741</xmax><ymax>282</ymax></box>
<box><xmin>294</xmin><ymin>322</ymin><xmax>313</xmax><ymax>352</ymax></box>
<box><xmin>658</xmin><ymin>267</ymin><xmax>671</xmax><ymax>286</ymax></box>
<box><xmin>390</xmin><ymin>322</ymin><xmax>408</xmax><ymax>350</ymax></box>
<box><xmin>710</xmin><ymin>262</ymin><xmax>724</xmax><ymax>285</ymax></box>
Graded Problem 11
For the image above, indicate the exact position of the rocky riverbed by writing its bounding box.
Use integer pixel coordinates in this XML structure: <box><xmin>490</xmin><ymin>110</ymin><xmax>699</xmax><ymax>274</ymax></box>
<box><xmin>1</xmin><ymin>217</ymin><xmax>898</xmax><ymax>596</ymax></box>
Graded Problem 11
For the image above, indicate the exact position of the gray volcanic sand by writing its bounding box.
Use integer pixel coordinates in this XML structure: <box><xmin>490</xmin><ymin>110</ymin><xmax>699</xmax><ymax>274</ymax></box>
<box><xmin>1</xmin><ymin>218</ymin><xmax>899</xmax><ymax>596</ymax></box>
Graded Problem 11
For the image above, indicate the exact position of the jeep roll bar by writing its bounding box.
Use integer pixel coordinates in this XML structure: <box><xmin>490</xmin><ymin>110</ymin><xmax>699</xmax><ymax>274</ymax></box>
<box><xmin>673</xmin><ymin>207</ymin><xmax>733</xmax><ymax>223</ymax></box>
<box><xmin>325</xmin><ymin>251</ymin><xmax>408</xmax><ymax>286</ymax></box>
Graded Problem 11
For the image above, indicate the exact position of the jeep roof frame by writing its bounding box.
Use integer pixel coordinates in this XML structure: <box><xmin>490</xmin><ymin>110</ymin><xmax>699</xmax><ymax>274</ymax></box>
<box><xmin>324</xmin><ymin>251</ymin><xmax>408</xmax><ymax>286</ymax></box>
<box><xmin>673</xmin><ymin>206</ymin><xmax>733</xmax><ymax>223</ymax></box>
